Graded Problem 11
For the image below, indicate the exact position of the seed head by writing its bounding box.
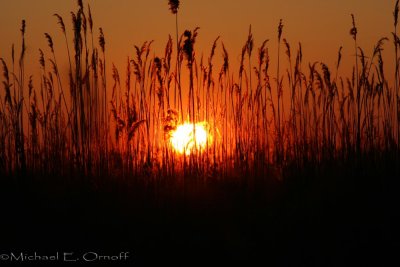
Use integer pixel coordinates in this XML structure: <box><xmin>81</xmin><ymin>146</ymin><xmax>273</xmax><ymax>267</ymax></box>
<box><xmin>99</xmin><ymin>27</ymin><xmax>105</xmax><ymax>52</ymax></box>
<box><xmin>168</xmin><ymin>0</ymin><xmax>180</xmax><ymax>14</ymax></box>
<box><xmin>278</xmin><ymin>19</ymin><xmax>283</xmax><ymax>42</ymax></box>
<box><xmin>350</xmin><ymin>14</ymin><xmax>357</xmax><ymax>40</ymax></box>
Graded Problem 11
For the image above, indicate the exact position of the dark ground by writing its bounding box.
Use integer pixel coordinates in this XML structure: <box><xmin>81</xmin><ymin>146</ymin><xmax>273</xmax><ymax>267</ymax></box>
<box><xmin>0</xmin><ymin>160</ymin><xmax>398</xmax><ymax>266</ymax></box>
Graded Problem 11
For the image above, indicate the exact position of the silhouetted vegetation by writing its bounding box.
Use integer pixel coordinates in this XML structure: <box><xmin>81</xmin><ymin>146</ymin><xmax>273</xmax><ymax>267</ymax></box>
<box><xmin>0</xmin><ymin>1</ymin><xmax>398</xmax><ymax>265</ymax></box>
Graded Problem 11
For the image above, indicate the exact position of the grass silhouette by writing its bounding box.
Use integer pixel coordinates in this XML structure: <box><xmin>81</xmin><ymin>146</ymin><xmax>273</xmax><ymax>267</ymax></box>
<box><xmin>0</xmin><ymin>0</ymin><xmax>398</xmax><ymax>265</ymax></box>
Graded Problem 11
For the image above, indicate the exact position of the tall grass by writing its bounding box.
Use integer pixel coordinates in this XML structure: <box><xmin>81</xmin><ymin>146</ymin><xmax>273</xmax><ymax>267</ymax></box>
<box><xmin>1</xmin><ymin>0</ymin><xmax>399</xmax><ymax>182</ymax></box>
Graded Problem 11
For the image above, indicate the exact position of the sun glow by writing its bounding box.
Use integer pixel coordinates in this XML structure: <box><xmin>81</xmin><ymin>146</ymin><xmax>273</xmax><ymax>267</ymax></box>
<box><xmin>170</xmin><ymin>122</ymin><xmax>212</xmax><ymax>155</ymax></box>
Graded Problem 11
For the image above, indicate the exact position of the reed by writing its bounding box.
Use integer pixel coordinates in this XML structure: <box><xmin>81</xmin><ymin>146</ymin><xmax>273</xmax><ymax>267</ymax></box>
<box><xmin>0</xmin><ymin>0</ymin><xmax>399</xmax><ymax>183</ymax></box>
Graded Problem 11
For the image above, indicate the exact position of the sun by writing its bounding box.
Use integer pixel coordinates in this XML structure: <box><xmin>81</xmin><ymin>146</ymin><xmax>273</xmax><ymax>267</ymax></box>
<box><xmin>169</xmin><ymin>122</ymin><xmax>212</xmax><ymax>155</ymax></box>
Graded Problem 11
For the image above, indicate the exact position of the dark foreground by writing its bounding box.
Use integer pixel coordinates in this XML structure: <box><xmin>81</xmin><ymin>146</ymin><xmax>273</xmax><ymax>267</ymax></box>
<box><xmin>0</xmin><ymin>159</ymin><xmax>398</xmax><ymax>266</ymax></box>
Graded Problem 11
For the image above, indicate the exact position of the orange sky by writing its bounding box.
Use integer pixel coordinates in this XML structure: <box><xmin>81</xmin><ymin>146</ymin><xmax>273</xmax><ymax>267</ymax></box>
<box><xmin>0</xmin><ymin>0</ymin><xmax>396</xmax><ymax>93</ymax></box>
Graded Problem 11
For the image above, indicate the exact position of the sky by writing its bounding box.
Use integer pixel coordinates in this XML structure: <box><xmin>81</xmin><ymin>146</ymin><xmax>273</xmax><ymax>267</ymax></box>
<box><xmin>0</xmin><ymin>0</ymin><xmax>396</xmax><ymax>93</ymax></box>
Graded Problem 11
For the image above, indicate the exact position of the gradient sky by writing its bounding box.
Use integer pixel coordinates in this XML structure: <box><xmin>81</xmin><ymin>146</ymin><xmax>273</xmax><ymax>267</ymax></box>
<box><xmin>0</xmin><ymin>0</ymin><xmax>396</xmax><ymax>89</ymax></box>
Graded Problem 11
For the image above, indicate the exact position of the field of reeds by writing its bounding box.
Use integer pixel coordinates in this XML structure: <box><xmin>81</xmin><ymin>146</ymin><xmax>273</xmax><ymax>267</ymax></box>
<box><xmin>0</xmin><ymin>0</ymin><xmax>398</xmax><ymax>265</ymax></box>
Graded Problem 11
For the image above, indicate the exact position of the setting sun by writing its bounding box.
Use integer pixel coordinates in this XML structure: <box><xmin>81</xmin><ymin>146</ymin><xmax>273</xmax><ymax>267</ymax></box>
<box><xmin>170</xmin><ymin>122</ymin><xmax>212</xmax><ymax>155</ymax></box>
